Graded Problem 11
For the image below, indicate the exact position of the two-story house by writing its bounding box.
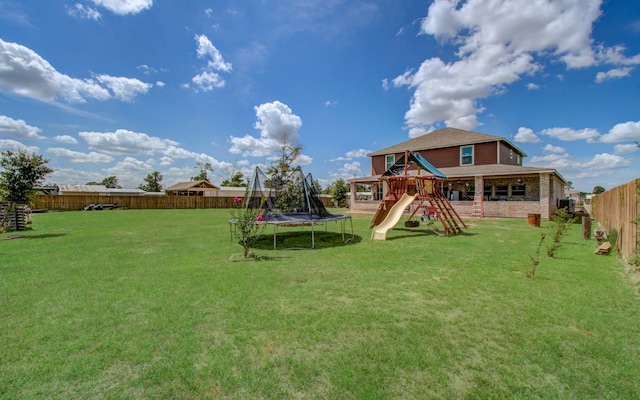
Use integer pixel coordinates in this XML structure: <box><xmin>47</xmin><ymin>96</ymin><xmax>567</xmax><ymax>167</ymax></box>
<box><xmin>349</xmin><ymin>127</ymin><xmax>568</xmax><ymax>219</ymax></box>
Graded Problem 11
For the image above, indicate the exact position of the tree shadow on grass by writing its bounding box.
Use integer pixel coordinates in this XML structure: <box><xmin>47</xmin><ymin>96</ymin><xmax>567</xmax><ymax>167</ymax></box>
<box><xmin>385</xmin><ymin>227</ymin><xmax>477</xmax><ymax>241</ymax></box>
<box><xmin>1</xmin><ymin>233</ymin><xmax>67</xmax><ymax>240</ymax></box>
<box><xmin>251</xmin><ymin>230</ymin><xmax>363</xmax><ymax>250</ymax></box>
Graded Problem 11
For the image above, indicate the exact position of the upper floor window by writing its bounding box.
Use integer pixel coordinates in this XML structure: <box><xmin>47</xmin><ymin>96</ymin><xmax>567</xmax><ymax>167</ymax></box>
<box><xmin>460</xmin><ymin>146</ymin><xmax>473</xmax><ymax>165</ymax></box>
<box><xmin>385</xmin><ymin>154</ymin><xmax>395</xmax><ymax>170</ymax></box>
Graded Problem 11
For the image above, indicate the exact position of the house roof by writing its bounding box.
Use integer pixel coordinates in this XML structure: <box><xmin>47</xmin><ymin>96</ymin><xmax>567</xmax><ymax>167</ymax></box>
<box><xmin>58</xmin><ymin>184</ymin><xmax>108</xmax><ymax>192</ymax></box>
<box><xmin>165</xmin><ymin>180</ymin><xmax>220</xmax><ymax>191</ymax></box>
<box><xmin>368</xmin><ymin>127</ymin><xmax>527</xmax><ymax>157</ymax></box>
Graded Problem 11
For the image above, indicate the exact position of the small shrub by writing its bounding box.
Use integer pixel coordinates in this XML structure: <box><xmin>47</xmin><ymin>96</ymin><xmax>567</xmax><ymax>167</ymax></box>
<box><xmin>230</xmin><ymin>196</ymin><xmax>265</xmax><ymax>259</ymax></box>
<box><xmin>527</xmin><ymin>233</ymin><xmax>546</xmax><ymax>279</ymax></box>
<box><xmin>546</xmin><ymin>208</ymin><xmax>574</xmax><ymax>258</ymax></box>
<box><xmin>606</xmin><ymin>228</ymin><xmax>619</xmax><ymax>255</ymax></box>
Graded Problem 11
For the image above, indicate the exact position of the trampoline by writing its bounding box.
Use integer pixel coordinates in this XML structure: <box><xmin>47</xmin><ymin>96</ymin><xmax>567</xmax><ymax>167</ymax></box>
<box><xmin>229</xmin><ymin>166</ymin><xmax>354</xmax><ymax>250</ymax></box>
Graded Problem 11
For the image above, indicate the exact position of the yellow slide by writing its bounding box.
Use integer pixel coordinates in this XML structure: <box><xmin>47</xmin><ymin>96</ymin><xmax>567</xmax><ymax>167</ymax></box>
<box><xmin>371</xmin><ymin>193</ymin><xmax>417</xmax><ymax>241</ymax></box>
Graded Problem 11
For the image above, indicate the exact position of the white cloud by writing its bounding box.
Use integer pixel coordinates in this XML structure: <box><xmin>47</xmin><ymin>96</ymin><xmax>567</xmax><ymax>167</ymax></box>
<box><xmin>189</xmin><ymin>34</ymin><xmax>232</xmax><ymax>91</ymax></box>
<box><xmin>345</xmin><ymin>148</ymin><xmax>370</xmax><ymax>158</ymax></box>
<box><xmin>600</xmin><ymin>120</ymin><xmax>640</xmax><ymax>143</ymax></box>
<box><xmin>542</xmin><ymin>144</ymin><xmax>566</xmax><ymax>154</ymax></box>
<box><xmin>0</xmin><ymin>139</ymin><xmax>39</xmax><ymax>153</ymax></box>
<box><xmin>582</xmin><ymin>153</ymin><xmax>630</xmax><ymax>169</ymax></box>
<box><xmin>47</xmin><ymin>147</ymin><xmax>114</xmax><ymax>163</ymax></box>
<box><xmin>340</xmin><ymin>161</ymin><xmax>362</xmax><ymax>177</ymax></box>
<box><xmin>513</xmin><ymin>127</ymin><xmax>540</xmax><ymax>143</ymax></box>
<box><xmin>67</xmin><ymin>3</ymin><xmax>101</xmax><ymax>19</ymax></box>
<box><xmin>195</xmin><ymin>34</ymin><xmax>232</xmax><ymax>72</ymax></box>
<box><xmin>595</xmin><ymin>67</ymin><xmax>633</xmax><ymax>83</ymax></box>
<box><xmin>541</xmin><ymin>127</ymin><xmax>600</xmax><ymax>142</ymax></box>
<box><xmin>78</xmin><ymin>129</ymin><xmax>178</xmax><ymax>155</ymax></box>
<box><xmin>95</xmin><ymin>75</ymin><xmax>152</xmax><ymax>102</ymax></box>
<box><xmin>0</xmin><ymin>115</ymin><xmax>43</xmax><ymax>139</ymax></box>
<box><xmin>527</xmin><ymin>82</ymin><xmax>539</xmax><ymax>90</ymax></box>
<box><xmin>54</xmin><ymin>135</ymin><xmax>78</xmax><ymax>144</ymax></box>
<box><xmin>229</xmin><ymin>101</ymin><xmax>303</xmax><ymax>157</ymax></box>
<box><xmin>0</xmin><ymin>39</ymin><xmax>150</xmax><ymax>104</ymax></box>
<box><xmin>91</xmin><ymin>0</ymin><xmax>153</xmax><ymax>15</ymax></box>
<box><xmin>613</xmin><ymin>144</ymin><xmax>640</xmax><ymax>154</ymax></box>
<box><xmin>192</xmin><ymin>71</ymin><xmax>225</xmax><ymax>92</ymax></box>
<box><xmin>391</xmin><ymin>0</ymin><xmax>639</xmax><ymax>134</ymax></box>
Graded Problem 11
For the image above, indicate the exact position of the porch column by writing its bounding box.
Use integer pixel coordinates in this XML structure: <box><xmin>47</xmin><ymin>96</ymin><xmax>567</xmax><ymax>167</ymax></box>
<box><xmin>349</xmin><ymin>180</ymin><xmax>356</xmax><ymax>208</ymax></box>
<box><xmin>539</xmin><ymin>173</ymin><xmax>551</xmax><ymax>219</ymax></box>
<box><xmin>474</xmin><ymin>176</ymin><xmax>483</xmax><ymax>198</ymax></box>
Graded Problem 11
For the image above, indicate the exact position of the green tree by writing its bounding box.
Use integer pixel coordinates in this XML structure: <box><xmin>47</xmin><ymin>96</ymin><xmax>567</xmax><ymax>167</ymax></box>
<box><xmin>192</xmin><ymin>161</ymin><xmax>213</xmax><ymax>181</ymax></box>
<box><xmin>138</xmin><ymin>171</ymin><xmax>163</xmax><ymax>192</ymax></box>
<box><xmin>266</xmin><ymin>130</ymin><xmax>303</xmax><ymax>188</ymax></box>
<box><xmin>0</xmin><ymin>150</ymin><xmax>53</xmax><ymax>231</ymax></box>
<box><xmin>330</xmin><ymin>178</ymin><xmax>349</xmax><ymax>207</ymax></box>
<box><xmin>101</xmin><ymin>176</ymin><xmax>120</xmax><ymax>188</ymax></box>
<box><xmin>593</xmin><ymin>186</ymin><xmax>606</xmax><ymax>194</ymax></box>
<box><xmin>221</xmin><ymin>171</ymin><xmax>246</xmax><ymax>187</ymax></box>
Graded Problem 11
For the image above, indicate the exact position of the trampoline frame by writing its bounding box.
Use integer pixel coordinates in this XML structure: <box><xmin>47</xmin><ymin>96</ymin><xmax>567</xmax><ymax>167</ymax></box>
<box><xmin>230</xmin><ymin>213</ymin><xmax>354</xmax><ymax>250</ymax></box>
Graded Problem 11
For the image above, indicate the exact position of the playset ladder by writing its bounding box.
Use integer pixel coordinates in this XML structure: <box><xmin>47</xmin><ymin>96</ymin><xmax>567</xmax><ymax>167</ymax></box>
<box><xmin>471</xmin><ymin>192</ymin><xmax>484</xmax><ymax>218</ymax></box>
<box><xmin>429</xmin><ymin>185</ymin><xmax>466</xmax><ymax>235</ymax></box>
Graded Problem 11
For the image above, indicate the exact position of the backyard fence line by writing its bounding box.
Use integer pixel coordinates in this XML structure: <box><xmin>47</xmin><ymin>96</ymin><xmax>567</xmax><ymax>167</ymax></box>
<box><xmin>31</xmin><ymin>194</ymin><xmax>334</xmax><ymax>212</ymax></box>
<box><xmin>592</xmin><ymin>178</ymin><xmax>639</xmax><ymax>260</ymax></box>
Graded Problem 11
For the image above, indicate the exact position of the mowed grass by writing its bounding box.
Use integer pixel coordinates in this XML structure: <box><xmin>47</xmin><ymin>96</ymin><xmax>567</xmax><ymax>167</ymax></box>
<box><xmin>1</xmin><ymin>209</ymin><xmax>639</xmax><ymax>399</ymax></box>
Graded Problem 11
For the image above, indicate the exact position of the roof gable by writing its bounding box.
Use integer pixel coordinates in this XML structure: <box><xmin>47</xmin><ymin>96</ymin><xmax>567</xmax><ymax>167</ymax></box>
<box><xmin>165</xmin><ymin>180</ymin><xmax>220</xmax><ymax>191</ymax></box>
<box><xmin>368</xmin><ymin>127</ymin><xmax>526</xmax><ymax>157</ymax></box>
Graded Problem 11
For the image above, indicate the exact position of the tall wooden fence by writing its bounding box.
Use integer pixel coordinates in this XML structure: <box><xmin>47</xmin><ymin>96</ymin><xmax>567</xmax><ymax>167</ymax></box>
<box><xmin>32</xmin><ymin>195</ymin><xmax>333</xmax><ymax>211</ymax></box>
<box><xmin>592</xmin><ymin>178</ymin><xmax>639</xmax><ymax>260</ymax></box>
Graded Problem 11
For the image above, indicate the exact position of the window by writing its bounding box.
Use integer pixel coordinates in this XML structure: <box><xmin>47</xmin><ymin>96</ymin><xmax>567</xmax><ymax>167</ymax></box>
<box><xmin>460</xmin><ymin>146</ymin><xmax>473</xmax><ymax>165</ymax></box>
<box><xmin>385</xmin><ymin>154</ymin><xmax>395</xmax><ymax>170</ymax></box>
<box><xmin>511</xmin><ymin>185</ymin><xmax>525</xmax><ymax>197</ymax></box>
<box><xmin>517</xmin><ymin>155</ymin><xmax>521</xmax><ymax>166</ymax></box>
<box><xmin>509</xmin><ymin>149</ymin><xmax>513</xmax><ymax>159</ymax></box>
<box><xmin>495</xmin><ymin>185</ymin><xmax>508</xmax><ymax>198</ymax></box>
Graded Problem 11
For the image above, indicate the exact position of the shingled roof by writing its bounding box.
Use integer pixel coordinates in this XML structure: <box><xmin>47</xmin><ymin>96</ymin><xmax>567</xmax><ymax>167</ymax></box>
<box><xmin>368</xmin><ymin>127</ymin><xmax>527</xmax><ymax>157</ymax></box>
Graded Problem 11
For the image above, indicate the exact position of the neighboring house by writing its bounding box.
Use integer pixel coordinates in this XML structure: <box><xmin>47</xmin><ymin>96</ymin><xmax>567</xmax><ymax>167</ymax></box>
<box><xmin>349</xmin><ymin>127</ymin><xmax>568</xmax><ymax>219</ymax></box>
<box><xmin>164</xmin><ymin>180</ymin><xmax>220</xmax><ymax>196</ymax></box>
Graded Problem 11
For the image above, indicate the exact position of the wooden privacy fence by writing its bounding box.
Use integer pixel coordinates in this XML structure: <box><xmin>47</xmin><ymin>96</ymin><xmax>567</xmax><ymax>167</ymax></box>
<box><xmin>592</xmin><ymin>178</ymin><xmax>639</xmax><ymax>260</ymax></box>
<box><xmin>32</xmin><ymin>195</ymin><xmax>333</xmax><ymax>211</ymax></box>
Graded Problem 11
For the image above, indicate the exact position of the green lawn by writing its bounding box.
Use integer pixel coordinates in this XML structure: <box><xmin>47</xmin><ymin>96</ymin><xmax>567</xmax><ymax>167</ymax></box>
<box><xmin>1</xmin><ymin>209</ymin><xmax>639</xmax><ymax>399</ymax></box>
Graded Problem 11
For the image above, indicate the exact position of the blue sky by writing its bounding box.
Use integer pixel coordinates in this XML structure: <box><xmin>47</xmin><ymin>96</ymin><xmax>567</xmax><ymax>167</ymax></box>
<box><xmin>0</xmin><ymin>0</ymin><xmax>639</xmax><ymax>192</ymax></box>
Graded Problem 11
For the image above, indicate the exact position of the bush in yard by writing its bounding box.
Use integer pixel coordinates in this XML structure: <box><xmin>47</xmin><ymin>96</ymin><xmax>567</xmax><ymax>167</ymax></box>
<box><xmin>0</xmin><ymin>150</ymin><xmax>53</xmax><ymax>232</ymax></box>
<box><xmin>546</xmin><ymin>207</ymin><xmax>574</xmax><ymax>258</ymax></box>
<box><xmin>230</xmin><ymin>196</ymin><xmax>265</xmax><ymax>259</ymax></box>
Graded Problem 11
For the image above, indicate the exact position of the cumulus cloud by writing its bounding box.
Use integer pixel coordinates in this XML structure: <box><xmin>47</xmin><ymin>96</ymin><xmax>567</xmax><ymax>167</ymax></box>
<box><xmin>95</xmin><ymin>75</ymin><xmax>152</xmax><ymax>102</ymax></box>
<box><xmin>0</xmin><ymin>39</ymin><xmax>151</xmax><ymax>104</ymax></box>
<box><xmin>78</xmin><ymin>129</ymin><xmax>178</xmax><ymax>155</ymax></box>
<box><xmin>582</xmin><ymin>153</ymin><xmax>630</xmax><ymax>169</ymax></box>
<box><xmin>0</xmin><ymin>139</ymin><xmax>39</xmax><ymax>153</ymax></box>
<box><xmin>0</xmin><ymin>115</ymin><xmax>43</xmax><ymax>139</ymax></box>
<box><xmin>543</xmin><ymin>144</ymin><xmax>566</xmax><ymax>154</ymax></box>
<box><xmin>595</xmin><ymin>67</ymin><xmax>633</xmax><ymax>83</ymax></box>
<box><xmin>613</xmin><ymin>144</ymin><xmax>640</xmax><ymax>154</ymax></box>
<box><xmin>331</xmin><ymin>148</ymin><xmax>371</xmax><ymax>161</ymax></box>
<box><xmin>91</xmin><ymin>0</ymin><xmax>153</xmax><ymax>15</ymax></box>
<box><xmin>54</xmin><ymin>135</ymin><xmax>78</xmax><ymax>144</ymax></box>
<box><xmin>47</xmin><ymin>147</ymin><xmax>114</xmax><ymax>163</ymax></box>
<box><xmin>189</xmin><ymin>34</ymin><xmax>232</xmax><ymax>92</ymax></box>
<box><xmin>541</xmin><ymin>127</ymin><xmax>601</xmax><ymax>142</ymax></box>
<box><xmin>392</xmin><ymin>0</ymin><xmax>639</xmax><ymax>134</ymax></box>
<box><xmin>600</xmin><ymin>120</ymin><xmax>640</xmax><ymax>143</ymax></box>
<box><xmin>340</xmin><ymin>161</ymin><xmax>362</xmax><ymax>176</ymax></box>
<box><xmin>513</xmin><ymin>127</ymin><xmax>540</xmax><ymax>143</ymax></box>
<box><xmin>229</xmin><ymin>101</ymin><xmax>304</xmax><ymax>157</ymax></box>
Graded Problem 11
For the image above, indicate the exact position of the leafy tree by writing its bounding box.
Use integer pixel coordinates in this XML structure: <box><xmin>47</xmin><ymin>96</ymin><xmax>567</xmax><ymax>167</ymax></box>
<box><xmin>101</xmin><ymin>176</ymin><xmax>120</xmax><ymax>188</ymax></box>
<box><xmin>138</xmin><ymin>171</ymin><xmax>163</xmax><ymax>192</ymax></box>
<box><xmin>0</xmin><ymin>151</ymin><xmax>53</xmax><ymax>231</ymax></box>
<box><xmin>192</xmin><ymin>161</ymin><xmax>213</xmax><ymax>181</ymax></box>
<box><xmin>329</xmin><ymin>178</ymin><xmax>349</xmax><ymax>206</ymax></box>
<box><xmin>266</xmin><ymin>130</ymin><xmax>303</xmax><ymax>187</ymax></box>
<box><xmin>592</xmin><ymin>185</ymin><xmax>606</xmax><ymax>194</ymax></box>
<box><xmin>86</xmin><ymin>181</ymin><xmax>101</xmax><ymax>185</ymax></box>
<box><xmin>221</xmin><ymin>171</ymin><xmax>246</xmax><ymax>187</ymax></box>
